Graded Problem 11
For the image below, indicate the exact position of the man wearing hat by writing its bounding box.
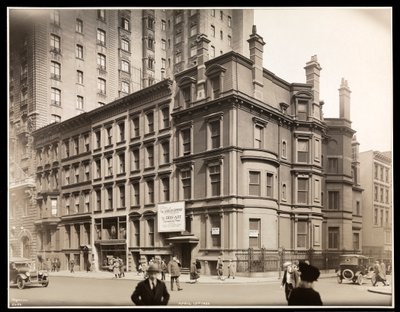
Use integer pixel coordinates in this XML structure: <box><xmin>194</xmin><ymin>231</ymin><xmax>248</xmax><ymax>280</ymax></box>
<box><xmin>288</xmin><ymin>261</ymin><xmax>322</xmax><ymax>305</ymax></box>
<box><xmin>281</xmin><ymin>261</ymin><xmax>300</xmax><ymax>302</ymax></box>
<box><xmin>131</xmin><ymin>263</ymin><xmax>170</xmax><ymax>305</ymax></box>
<box><xmin>168</xmin><ymin>256</ymin><xmax>183</xmax><ymax>291</ymax></box>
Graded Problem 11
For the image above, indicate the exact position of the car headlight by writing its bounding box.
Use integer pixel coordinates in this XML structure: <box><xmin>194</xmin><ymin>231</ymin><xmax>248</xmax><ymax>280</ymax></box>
<box><xmin>38</xmin><ymin>271</ymin><xmax>43</xmax><ymax>275</ymax></box>
<box><xmin>25</xmin><ymin>272</ymin><xmax>30</xmax><ymax>277</ymax></box>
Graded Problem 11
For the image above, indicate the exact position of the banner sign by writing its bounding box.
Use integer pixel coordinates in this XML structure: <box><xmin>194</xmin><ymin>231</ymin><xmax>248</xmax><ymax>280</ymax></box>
<box><xmin>249</xmin><ymin>229</ymin><xmax>259</xmax><ymax>237</ymax></box>
<box><xmin>211</xmin><ymin>227</ymin><xmax>220</xmax><ymax>235</ymax></box>
<box><xmin>157</xmin><ymin>201</ymin><xmax>185</xmax><ymax>233</ymax></box>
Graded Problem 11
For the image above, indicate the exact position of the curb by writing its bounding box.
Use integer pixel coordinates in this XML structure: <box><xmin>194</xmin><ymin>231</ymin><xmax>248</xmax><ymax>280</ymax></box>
<box><xmin>367</xmin><ymin>287</ymin><xmax>392</xmax><ymax>296</ymax></box>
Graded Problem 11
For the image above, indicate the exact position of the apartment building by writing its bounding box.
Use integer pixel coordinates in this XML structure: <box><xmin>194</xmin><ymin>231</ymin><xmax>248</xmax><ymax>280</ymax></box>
<box><xmin>31</xmin><ymin>27</ymin><xmax>363</xmax><ymax>274</ymax></box>
<box><xmin>8</xmin><ymin>8</ymin><xmax>253</xmax><ymax>261</ymax></box>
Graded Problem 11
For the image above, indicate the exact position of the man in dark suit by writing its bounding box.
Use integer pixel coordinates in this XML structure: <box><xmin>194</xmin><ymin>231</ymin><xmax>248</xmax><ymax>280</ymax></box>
<box><xmin>131</xmin><ymin>263</ymin><xmax>170</xmax><ymax>305</ymax></box>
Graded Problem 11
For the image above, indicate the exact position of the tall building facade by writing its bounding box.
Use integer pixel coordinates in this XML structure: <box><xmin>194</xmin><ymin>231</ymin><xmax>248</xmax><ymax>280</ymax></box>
<box><xmin>359</xmin><ymin>150</ymin><xmax>392</xmax><ymax>258</ymax></box>
<box><xmin>30</xmin><ymin>27</ymin><xmax>362</xmax><ymax>274</ymax></box>
<box><xmin>8</xmin><ymin>8</ymin><xmax>254</xmax><ymax>261</ymax></box>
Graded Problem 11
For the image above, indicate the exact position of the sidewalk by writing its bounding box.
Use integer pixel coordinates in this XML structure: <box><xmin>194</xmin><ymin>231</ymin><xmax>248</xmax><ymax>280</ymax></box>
<box><xmin>48</xmin><ymin>270</ymin><xmax>336</xmax><ymax>284</ymax></box>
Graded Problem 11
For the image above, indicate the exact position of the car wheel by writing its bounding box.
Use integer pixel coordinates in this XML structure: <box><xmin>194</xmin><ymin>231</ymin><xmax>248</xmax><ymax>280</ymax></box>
<box><xmin>17</xmin><ymin>277</ymin><xmax>25</xmax><ymax>290</ymax></box>
<box><xmin>342</xmin><ymin>269</ymin><xmax>354</xmax><ymax>280</ymax></box>
<box><xmin>337</xmin><ymin>276</ymin><xmax>342</xmax><ymax>284</ymax></box>
<box><xmin>42</xmin><ymin>280</ymin><xmax>49</xmax><ymax>287</ymax></box>
<box><xmin>357</xmin><ymin>274</ymin><xmax>363</xmax><ymax>285</ymax></box>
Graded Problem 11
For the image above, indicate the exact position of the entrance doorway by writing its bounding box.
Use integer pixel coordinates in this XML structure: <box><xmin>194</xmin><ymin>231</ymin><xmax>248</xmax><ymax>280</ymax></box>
<box><xmin>21</xmin><ymin>236</ymin><xmax>30</xmax><ymax>259</ymax></box>
<box><xmin>181</xmin><ymin>243</ymin><xmax>192</xmax><ymax>269</ymax></box>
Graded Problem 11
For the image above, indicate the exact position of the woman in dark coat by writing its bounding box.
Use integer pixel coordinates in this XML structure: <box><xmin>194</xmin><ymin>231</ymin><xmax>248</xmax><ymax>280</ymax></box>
<box><xmin>288</xmin><ymin>261</ymin><xmax>322</xmax><ymax>306</ymax></box>
<box><xmin>190</xmin><ymin>260</ymin><xmax>199</xmax><ymax>283</ymax></box>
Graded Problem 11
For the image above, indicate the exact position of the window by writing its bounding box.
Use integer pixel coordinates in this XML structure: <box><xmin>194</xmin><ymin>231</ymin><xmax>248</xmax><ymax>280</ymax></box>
<box><xmin>380</xmin><ymin>166</ymin><xmax>384</xmax><ymax>181</ymax></box>
<box><xmin>297</xmin><ymin>139</ymin><xmax>309</xmax><ymax>163</ymax></box>
<box><xmin>50</xmin><ymin>10</ymin><xmax>60</xmax><ymax>26</ymax></box>
<box><xmin>297</xmin><ymin>101</ymin><xmax>307</xmax><ymax>120</ymax></box>
<box><xmin>51</xmin><ymin>114</ymin><xmax>61</xmax><ymax>123</ymax></box>
<box><xmin>94</xmin><ymin>130</ymin><xmax>101</xmax><ymax>149</ymax></box>
<box><xmin>146</xmin><ymin>112</ymin><xmax>154</xmax><ymax>133</ymax></box>
<box><xmin>84</xmin><ymin>193</ymin><xmax>90</xmax><ymax>212</ymax></box>
<box><xmin>147</xmin><ymin>58</ymin><xmax>154</xmax><ymax>70</ymax></box>
<box><xmin>374</xmin><ymin>208</ymin><xmax>378</xmax><ymax>225</ymax></box>
<box><xmin>314</xmin><ymin>139</ymin><xmax>320</xmax><ymax>160</ymax></box>
<box><xmin>146</xmin><ymin>179</ymin><xmax>154</xmax><ymax>204</ymax></box>
<box><xmin>107</xmin><ymin>187</ymin><xmax>113</xmax><ymax>210</ymax></box>
<box><xmin>161</xmin><ymin>20</ymin><xmax>166</xmax><ymax>31</ymax></box>
<box><xmin>374</xmin><ymin>164</ymin><xmax>378</xmax><ymax>179</ymax></box>
<box><xmin>175</xmin><ymin>52</ymin><xmax>182</xmax><ymax>63</ymax></box>
<box><xmin>209</xmin><ymin>120</ymin><xmax>220</xmax><ymax>149</ymax></box>
<box><xmin>249</xmin><ymin>219</ymin><xmax>261</xmax><ymax>248</ymax></box>
<box><xmin>65</xmin><ymin>196</ymin><xmax>70</xmax><ymax>215</ymax></box>
<box><xmin>95</xmin><ymin>190</ymin><xmax>101</xmax><ymax>211</ymax></box>
<box><xmin>328</xmin><ymin>158</ymin><xmax>338</xmax><ymax>173</ymax></box>
<box><xmin>147</xmin><ymin>17</ymin><xmax>154</xmax><ymax>30</ymax></box>
<box><xmin>97</xmin><ymin>29</ymin><xmax>106</xmax><ymax>46</ymax></box>
<box><xmin>249</xmin><ymin>171</ymin><xmax>260</xmax><ymax>196</ymax></box>
<box><xmin>351</xmin><ymin>233</ymin><xmax>359</xmax><ymax>250</ymax></box>
<box><xmin>84</xmin><ymin>163</ymin><xmax>90</xmax><ymax>180</ymax></box>
<box><xmin>133</xmin><ymin>219</ymin><xmax>140</xmax><ymax>246</ymax></box>
<box><xmin>131</xmin><ymin>116</ymin><xmax>140</xmax><ymax>138</ymax></box>
<box><xmin>327</xmin><ymin>227</ymin><xmax>339</xmax><ymax>249</ymax></box>
<box><xmin>121</xmin><ymin>18</ymin><xmax>130</xmax><ymax>31</ymax></box>
<box><xmin>118</xmin><ymin>153</ymin><xmax>125</xmax><ymax>174</ymax></box>
<box><xmin>380</xmin><ymin>187</ymin><xmax>384</xmax><ymax>202</ymax></box>
<box><xmin>266</xmin><ymin>173</ymin><xmax>273</xmax><ymax>197</ymax></box>
<box><xmin>121</xmin><ymin>38</ymin><xmax>130</xmax><ymax>52</ymax></box>
<box><xmin>210</xmin><ymin>214</ymin><xmax>221</xmax><ymax>247</ymax></box>
<box><xmin>190</xmin><ymin>46</ymin><xmax>197</xmax><ymax>57</ymax></box>
<box><xmin>50</xmin><ymin>61</ymin><xmax>61</xmax><ymax>80</ymax></box>
<box><xmin>50</xmin><ymin>34</ymin><xmax>60</xmax><ymax>53</ymax></box>
<box><xmin>181</xmin><ymin>128</ymin><xmax>191</xmax><ymax>156</ymax></box>
<box><xmin>281</xmin><ymin>141</ymin><xmax>287</xmax><ymax>158</ymax></box>
<box><xmin>209</xmin><ymin>165</ymin><xmax>221</xmax><ymax>196</ymax></box>
<box><xmin>121</xmin><ymin>60</ymin><xmax>130</xmax><ymax>73</ymax></box>
<box><xmin>97</xmin><ymin>54</ymin><xmax>106</xmax><ymax>70</ymax></box>
<box><xmin>220</xmin><ymin>30</ymin><xmax>223</xmax><ymax>40</ymax></box>
<box><xmin>77</xmin><ymin>70</ymin><xmax>83</xmax><ymax>84</ymax></box>
<box><xmin>74</xmin><ymin>165</ymin><xmax>79</xmax><ymax>183</ymax></box>
<box><xmin>211</xmin><ymin>25</ymin><xmax>215</xmax><ymax>37</ymax></box>
<box><xmin>76</xmin><ymin>45</ymin><xmax>83</xmax><ymax>59</ymax></box>
<box><xmin>210</xmin><ymin>76</ymin><xmax>220</xmax><ymax>98</ymax></box>
<box><xmin>297</xmin><ymin>178</ymin><xmax>308</xmax><ymax>204</ymax></box>
<box><xmin>98</xmin><ymin>78</ymin><xmax>106</xmax><ymax>94</ymax></box>
<box><xmin>181</xmin><ymin>169</ymin><xmax>191</xmax><ymax>200</ymax></box>
<box><xmin>146</xmin><ymin>145</ymin><xmax>154</xmax><ymax>167</ymax></box>
<box><xmin>282</xmin><ymin>183</ymin><xmax>287</xmax><ymax>200</ymax></box>
<box><xmin>97</xmin><ymin>9</ymin><xmax>105</xmax><ymax>21</ymax></box>
<box><xmin>228</xmin><ymin>16</ymin><xmax>232</xmax><ymax>27</ymax></box>
<box><xmin>297</xmin><ymin>221</ymin><xmax>308</xmax><ymax>248</ymax></box>
<box><xmin>51</xmin><ymin>88</ymin><xmax>61</xmax><ymax>106</ymax></box>
<box><xmin>147</xmin><ymin>219</ymin><xmax>154</xmax><ymax>246</ymax></box>
<box><xmin>356</xmin><ymin>201</ymin><xmax>361</xmax><ymax>215</ymax></box>
<box><xmin>386</xmin><ymin>189</ymin><xmax>389</xmax><ymax>204</ymax></box>
<box><xmin>76</xmin><ymin>96</ymin><xmax>84</xmax><ymax>110</ymax></box>
<box><xmin>116</xmin><ymin>123</ymin><xmax>124</xmax><ymax>142</ymax></box>
<box><xmin>385</xmin><ymin>168</ymin><xmax>389</xmax><ymax>182</ymax></box>
<box><xmin>374</xmin><ymin>186</ymin><xmax>378</xmax><ymax>201</ymax></box>
<box><xmin>182</xmin><ymin>86</ymin><xmax>191</xmax><ymax>105</ymax></box>
<box><xmin>385</xmin><ymin>210</ymin><xmax>389</xmax><ymax>226</ymax></box>
<box><xmin>190</xmin><ymin>25</ymin><xmax>197</xmax><ymax>37</ymax></box>
<box><xmin>380</xmin><ymin>209</ymin><xmax>383</xmax><ymax>226</ymax></box>
<box><xmin>51</xmin><ymin>198</ymin><xmax>58</xmax><ymax>216</ymax></box>
<box><xmin>76</xmin><ymin>18</ymin><xmax>83</xmax><ymax>33</ymax></box>
<box><xmin>118</xmin><ymin>185</ymin><xmax>125</xmax><ymax>208</ymax></box>
<box><xmin>161</xmin><ymin>177</ymin><xmax>170</xmax><ymax>202</ymax></box>
<box><xmin>161</xmin><ymin>39</ymin><xmax>166</xmax><ymax>50</ymax></box>
<box><xmin>168</xmin><ymin>39</ymin><xmax>171</xmax><ymax>48</ymax></box>
<box><xmin>95</xmin><ymin>159</ymin><xmax>101</xmax><ymax>178</ymax></box>
<box><xmin>147</xmin><ymin>38</ymin><xmax>154</xmax><ymax>50</ymax></box>
<box><xmin>328</xmin><ymin>191</ymin><xmax>339</xmax><ymax>210</ymax></box>
<box><xmin>64</xmin><ymin>141</ymin><xmax>70</xmax><ymax>158</ymax></box>
<box><xmin>161</xmin><ymin>141</ymin><xmax>170</xmax><ymax>164</ymax></box>
<box><xmin>106</xmin><ymin>156</ymin><xmax>113</xmax><ymax>176</ymax></box>
<box><xmin>228</xmin><ymin>35</ymin><xmax>231</xmax><ymax>47</ymax></box>
<box><xmin>74</xmin><ymin>195</ymin><xmax>80</xmax><ymax>213</ymax></box>
<box><xmin>72</xmin><ymin>137</ymin><xmax>79</xmax><ymax>155</ymax></box>
<box><xmin>161</xmin><ymin>107</ymin><xmax>170</xmax><ymax>129</ymax></box>
<box><xmin>64</xmin><ymin>168</ymin><xmax>70</xmax><ymax>185</ymax></box>
<box><xmin>131</xmin><ymin>182</ymin><xmax>140</xmax><ymax>206</ymax></box>
<box><xmin>314</xmin><ymin>179</ymin><xmax>320</xmax><ymax>202</ymax></box>
<box><xmin>254</xmin><ymin>125</ymin><xmax>263</xmax><ymax>148</ymax></box>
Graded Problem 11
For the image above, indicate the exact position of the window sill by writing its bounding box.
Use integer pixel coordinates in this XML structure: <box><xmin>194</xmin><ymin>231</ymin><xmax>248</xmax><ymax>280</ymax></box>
<box><xmin>104</xmin><ymin>175</ymin><xmax>113</xmax><ymax>179</ymax></box>
<box><xmin>144</xmin><ymin>204</ymin><xmax>155</xmax><ymax>207</ymax></box>
<box><xmin>130</xmin><ymin>170</ymin><xmax>141</xmax><ymax>175</ymax></box>
<box><xmin>116</xmin><ymin>173</ymin><xmax>126</xmax><ymax>178</ymax></box>
<box><xmin>130</xmin><ymin>136</ymin><xmax>141</xmax><ymax>142</ymax></box>
<box><xmin>117</xmin><ymin>140</ymin><xmax>126</xmax><ymax>146</ymax></box>
<box><xmin>93</xmin><ymin>178</ymin><xmax>102</xmax><ymax>183</ymax></box>
<box><xmin>93</xmin><ymin>148</ymin><xmax>102</xmax><ymax>153</ymax></box>
<box><xmin>94</xmin><ymin>210</ymin><xmax>102</xmax><ymax>213</ymax></box>
<box><xmin>117</xmin><ymin>206</ymin><xmax>126</xmax><ymax>210</ymax></box>
<box><xmin>105</xmin><ymin>144</ymin><xmax>113</xmax><ymax>149</ymax></box>
<box><xmin>130</xmin><ymin>205</ymin><xmax>140</xmax><ymax>209</ymax></box>
<box><xmin>144</xmin><ymin>167</ymin><xmax>155</xmax><ymax>171</ymax></box>
<box><xmin>144</xmin><ymin>132</ymin><xmax>155</xmax><ymax>137</ymax></box>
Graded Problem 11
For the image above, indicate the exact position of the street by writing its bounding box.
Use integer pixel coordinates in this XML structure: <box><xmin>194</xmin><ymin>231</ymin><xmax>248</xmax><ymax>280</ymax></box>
<box><xmin>9</xmin><ymin>276</ymin><xmax>392</xmax><ymax>307</ymax></box>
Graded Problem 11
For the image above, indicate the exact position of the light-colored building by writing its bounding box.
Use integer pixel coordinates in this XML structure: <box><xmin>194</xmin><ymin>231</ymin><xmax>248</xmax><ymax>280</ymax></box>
<box><xmin>359</xmin><ymin>150</ymin><xmax>392</xmax><ymax>259</ymax></box>
<box><xmin>31</xmin><ymin>26</ymin><xmax>363</xmax><ymax>274</ymax></box>
<box><xmin>8</xmin><ymin>8</ymin><xmax>254</xmax><ymax>261</ymax></box>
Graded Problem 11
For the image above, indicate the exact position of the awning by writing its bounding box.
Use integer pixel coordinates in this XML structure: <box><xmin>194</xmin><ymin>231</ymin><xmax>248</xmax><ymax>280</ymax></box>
<box><xmin>166</xmin><ymin>235</ymin><xmax>199</xmax><ymax>244</ymax></box>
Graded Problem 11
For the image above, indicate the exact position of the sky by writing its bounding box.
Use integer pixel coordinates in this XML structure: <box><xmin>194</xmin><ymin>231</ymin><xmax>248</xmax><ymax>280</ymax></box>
<box><xmin>254</xmin><ymin>8</ymin><xmax>392</xmax><ymax>153</ymax></box>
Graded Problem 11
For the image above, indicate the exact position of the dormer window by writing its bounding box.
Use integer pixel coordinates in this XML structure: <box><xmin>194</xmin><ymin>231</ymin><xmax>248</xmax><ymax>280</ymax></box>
<box><xmin>178</xmin><ymin>76</ymin><xmax>196</xmax><ymax>108</ymax></box>
<box><xmin>205</xmin><ymin>64</ymin><xmax>227</xmax><ymax>100</ymax></box>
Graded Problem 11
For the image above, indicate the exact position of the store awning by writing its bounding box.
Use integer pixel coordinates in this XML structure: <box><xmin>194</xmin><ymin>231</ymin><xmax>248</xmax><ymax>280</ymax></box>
<box><xmin>166</xmin><ymin>235</ymin><xmax>199</xmax><ymax>244</ymax></box>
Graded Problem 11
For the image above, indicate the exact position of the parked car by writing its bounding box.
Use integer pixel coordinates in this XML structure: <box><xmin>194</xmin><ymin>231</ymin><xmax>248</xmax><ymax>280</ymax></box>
<box><xmin>336</xmin><ymin>254</ymin><xmax>369</xmax><ymax>285</ymax></box>
<box><xmin>10</xmin><ymin>257</ymin><xmax>49</xmax><ymax>289</ymax></box>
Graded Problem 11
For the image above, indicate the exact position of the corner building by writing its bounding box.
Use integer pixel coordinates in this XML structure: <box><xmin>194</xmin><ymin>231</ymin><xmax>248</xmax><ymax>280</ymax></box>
<box><xmin>32</xmin><ymin>27</ymin><xmax>362</xmax><ymax>274</ymax></box>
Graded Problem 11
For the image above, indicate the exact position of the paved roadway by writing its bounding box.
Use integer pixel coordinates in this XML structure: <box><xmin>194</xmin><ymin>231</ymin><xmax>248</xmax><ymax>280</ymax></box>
<box><xmin>9</xmin><ymin>276</ymin><xmax>392</xmax><ymax>307</ymax></box>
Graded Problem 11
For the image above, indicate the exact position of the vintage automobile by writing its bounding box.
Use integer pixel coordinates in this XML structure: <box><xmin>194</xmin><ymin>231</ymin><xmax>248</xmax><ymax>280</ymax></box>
<box><xmin>336</xmin><ymin>254</ymin><xmax>370</xmax><ymax>285</ymax></box>
<box><xmin>9</xmin><ymin>257</ymin><xmax>49</xmax><ymax>289</ymax></box>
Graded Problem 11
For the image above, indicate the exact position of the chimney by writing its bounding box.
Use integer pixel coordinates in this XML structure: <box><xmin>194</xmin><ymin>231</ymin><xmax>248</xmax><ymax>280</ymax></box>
<box><xmin>339</xmin><ymin>78</ymin><xmax>351</xmax><ymax>120</ymax></box>
<box><xmin>247</xmin><ymin>25</ymin><xmax>265</xmax><ymax>100</ymax></box>
<box><xmin>304</xmin><ymin>55</ymin><xmax>322</xmax><ymax>104</ymax></box>
<box><xmin>196</xmin><ymin>34</ymin><xmax>210</xmax><ymax>100</ymax></box>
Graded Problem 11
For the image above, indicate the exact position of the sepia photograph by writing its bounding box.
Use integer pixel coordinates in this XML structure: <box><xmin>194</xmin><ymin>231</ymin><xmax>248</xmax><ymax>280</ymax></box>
<box><xmin>7</xmin><ymin>6</ymin><xmax>393</xmax><ymax>308</ymax></box>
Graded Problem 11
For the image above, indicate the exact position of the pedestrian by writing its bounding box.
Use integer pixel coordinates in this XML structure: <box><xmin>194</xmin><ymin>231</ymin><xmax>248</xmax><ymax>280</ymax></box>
<box><xmin>137</xmin><ymin>263</ymin><xmax>144</xmax><ymax>276</ymax></box>
<box><xmin>216</xmin><ymin>256</ymin><xmax>224</xmax><ymax>280</ymax></box>
<box><xmin>288</xmin><ymin>261</ymin><xmax>322</xmax><ymax>306</ymax></box>
<box><xmin>227</xmin><ymin>259</ymin><xmax>236</xmax><ymax>279</ymax></box>
<box><xmin>119</xmin><ymin>258</ymin><xmax>125</xmax><ymax>278</ymax></box>
<box><xmin>86</xmin><ymin>260</ymin><xmax>91</xmax><ymax>273</ymax></box>
<box><xmin>372</xmin><ymin>260</ymin><xmax>388</xmax><ymax>286</ymax></box>
<box><xmin>69</xmin><ymin>258</ymin><xmax>75</xmax><ymax>273</ymax></box>
<box><xmin>56</xmin><ymin>258</ymin><xmax>61</xmax><ymax>272</ymax></box>
<box><xmin>142</xmin><ymin>261</ymin><xmax>149</xmax><ymax>279</ymax></box>
<box><xmin>196</xmin><ymin>259</ymin><xmax>201</xmax><ymax>272</ymax></box>
<box><xmin>168</xmin><ymin>256</ymin><xmax>183</xmax><ymax>291</ymax></box>
<box><xmin>113</xmin><ymin>258</ymin><xmax>121</xmax><ymax>278</ymax></box>
<box><xmin>380</xmin><ymin>260</ymin><xmax>387</xmax><ymax>280</ymax></box>
<box><xmin>190</xmin><ymin>260</ymin><xmax>199</xmax><ymax>283</ymax></box>
<box><xmin>160</xmin><ymin>259</ymin><xmax>167</xmax><ymax>281</ymax></box>
<box><xmin>281</xmin><ymin>261</ymin><xmax>300</xmax><ymax>302</ymax></box>
<box><xmin>131</xmin><ymin>263</ymin><xmax>170</xmax><ymax>305</ymax></box>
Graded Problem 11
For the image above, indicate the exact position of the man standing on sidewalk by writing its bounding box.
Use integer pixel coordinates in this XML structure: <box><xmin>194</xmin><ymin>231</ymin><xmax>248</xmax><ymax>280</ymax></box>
<box><xmin>168</xmin><ymin>257</ymin><xmax>183</xmax><ymax>291</ymax></box>
<box><xmin>69</xmin><ymin>258</ymin><xmax>75</xmax><ymax>273</ymax></box>
<box><xmin>216</xmin><ymin>256</ymin><xmax>224</xmax><ymax>280</ymax></box>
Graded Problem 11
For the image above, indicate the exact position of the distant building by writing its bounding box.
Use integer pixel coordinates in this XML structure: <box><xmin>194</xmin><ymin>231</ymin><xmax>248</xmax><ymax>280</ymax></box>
<box><xmin>359</xmin><ymin>150</ymin><xmax>392</xmax><ymax>259</ymax></box>
<box><xmin>30</xmin><ymin>26</ymin><xmax>363</xmax><ymax>274</ymax></box>
<box><xmin>8</xmin><ymin>8</ymin><xmax>254</xmax><ymax>261</ymax></box>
